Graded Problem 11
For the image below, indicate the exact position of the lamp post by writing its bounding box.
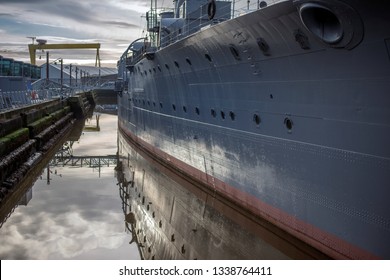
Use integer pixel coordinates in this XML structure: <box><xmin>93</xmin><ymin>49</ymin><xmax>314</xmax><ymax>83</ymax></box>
<box><xmin>60</xmin><ymin>59</ymin><xmax>63</xmax><ymax>90</ymax></box>
<box><xmin>52</xmin><ymin>58</ymin><xmax>63</xmax><ymax>90</ymax></box>
<box><xmin>75</xmin><ymin>67</ymin><xmax>78</xmax><ymax>87</ymax></box>
<box><xmin>46</xmin><ymin>51</ymin><xmax>49</xmax><ymax>80</ymax></box>
<box><xmin>80</xmin><ymin>69</ymin><xmax>82</xmax><ymax>87</ymax></box>
<box><xmin>69</xmin><ymin>64</ymin><xmax>72</xmax><ymax>87</ymax></box>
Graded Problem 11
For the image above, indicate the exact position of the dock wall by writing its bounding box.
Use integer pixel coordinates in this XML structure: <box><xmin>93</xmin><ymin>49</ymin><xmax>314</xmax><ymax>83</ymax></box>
<box><xmin>0</xmin><ymin>92</ymin><xmax>95</xmax><ymax>205</ymax></box>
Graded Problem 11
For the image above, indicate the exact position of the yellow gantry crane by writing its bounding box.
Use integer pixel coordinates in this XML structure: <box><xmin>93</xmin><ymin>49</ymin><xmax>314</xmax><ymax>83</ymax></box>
<box><xmin>28</xmin><ymin>39</ymin><xmax>101</xmax><ymax>67</ymax></box>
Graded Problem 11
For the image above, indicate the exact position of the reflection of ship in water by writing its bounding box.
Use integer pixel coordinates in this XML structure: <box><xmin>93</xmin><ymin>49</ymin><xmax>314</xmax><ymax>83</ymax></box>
<box><xmin>118</xmin><ymin>171</ymin><xmax>144</xmax><ymax>259</ymax></box>
<box><xmin>117</xmin><ymin>132</ymin><xmax>329</xmax><ymax>259</ymax></box>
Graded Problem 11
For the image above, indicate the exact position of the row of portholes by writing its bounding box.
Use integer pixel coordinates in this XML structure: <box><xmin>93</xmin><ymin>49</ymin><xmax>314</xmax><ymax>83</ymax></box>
<box><xmin>136</xmin><ymin>52</ymin><xmax>214</xmax><ymax>77</ymax></box>
<box><xmin>138</xmin><ymin>190</ymin><xmax>189</xmax><ymax>258</ymax></box>
<box><xmin>134</xmin><ymin>31</ymin><xmax>313</xmax><ymax>77</ymax></box>
<box><xmin>136</xmin><ymin>45</ymin><xmax>243</xmax><ymax>77</ymax></box>
<box><xmin>132</xmin><ymin>98</ymin><xmax>294</xmax><ymax>131</ymax></box>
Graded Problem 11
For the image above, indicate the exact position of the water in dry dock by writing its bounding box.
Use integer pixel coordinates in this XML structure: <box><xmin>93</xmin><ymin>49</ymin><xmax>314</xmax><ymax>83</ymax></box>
<box><xmin>0</xmin><ymin>113</ymin><xmax>141</xmax><ymax>260</ymax></box>
<box><xmin>0</xmin><ymin>111</ymin><xmax>311</xmax><ymax>259</ymax></box>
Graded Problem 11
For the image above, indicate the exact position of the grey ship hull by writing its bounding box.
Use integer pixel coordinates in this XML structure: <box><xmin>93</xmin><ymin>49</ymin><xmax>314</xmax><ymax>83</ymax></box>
<box><xmin>118</xmin><ymin>0</ymin><xmax>390</xmax><ymax>259</ymax></box>
<box><xmin>117</xmin><ymin>132</ymin><xmax>295</xmax><ymax>259</ymax></box>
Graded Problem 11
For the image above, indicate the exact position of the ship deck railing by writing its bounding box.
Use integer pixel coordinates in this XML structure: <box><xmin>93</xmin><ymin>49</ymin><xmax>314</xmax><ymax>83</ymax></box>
<box><xmin>117</xmin><ymin>1</ymin><xmax>286</xmax><ymax>80</ymax></box>
<box><xmin>157</xmin><ymin>0</ymin><xmax>286</xmax><ymax>49</ymax></box>
<box><xmin>120</xmin><ymin>1</ymin><xmax>285</xmax><ymax>65</ymax></box>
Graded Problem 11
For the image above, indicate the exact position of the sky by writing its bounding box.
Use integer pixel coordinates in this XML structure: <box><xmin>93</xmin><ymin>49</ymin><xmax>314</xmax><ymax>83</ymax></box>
<box><xmin>0</xmin><ymin>0</ymin><xmax>169</xmax><ymax>68</ymax></box>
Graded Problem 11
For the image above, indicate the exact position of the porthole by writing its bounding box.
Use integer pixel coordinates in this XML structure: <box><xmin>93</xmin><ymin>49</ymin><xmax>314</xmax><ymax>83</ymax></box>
<box><xmin>229</xmin><ymin>44</ymin><xmax>241</xmax><ymax>60</ymax></box>
<box><xmin>183</xmin><ymin>106</ymin><xmax>187</xmax><ymax>113</ymax></box>
<box><xmin>259</xmin><ymin>1</ymin><xmax>267</xmax><ymax>8</ymax></box>
<box><xmin>160</xmin><ymin>102</ymin><xmax>163</xmax><ymax>109</ymax></box>
<box><xmin>229</xmin><ymin>111</ymin><xmax>235</xmax><ymax>120</ymax></box>
<box><xmin>257</xmin><ymin>37</ymin><xmax>270</xmax><ymax>56</ymax></box>
<box><xmin>294</xmin><ymin>29</ymin><xmax>311</xmax><ymax>50</ymax></box>
<box><xmin>220</xmin><ymin>110</ymin><xmax>225</xmax><ymax>119</ymax></box>
<box><xmin>186</xmin><ymin>58</ymin><xmax>192</xmax><ymax>65</ymax></box>
<box><xmin>172</xmin><ymin>104</ymin><xmax>176</xmax><ymax>111</ymax></box>
<box><xmin>174</xmin><ymin>61</ymin><xmax>180</xmax><ymax>68</ymax></box>
<box><xmin>195</xmin><ymin>107</ymin><xmax>200</xmax><ymax>115</ymax></box>
<box><xmin>211</xmin><ymin>109</ymin><xmax>217</xmax><ymax>117</ymax></box>
<box><xmin>205</xmin><ymin>53</ymin><xmax>212</xmax><ymax>62</ymax></box>
<box><xmin>284</xmin><ymin>117</ymin><xmax>293</xmax><ymax>130</ymax></box>
<box><xmin>158</xmin><ymin>65</ymin><xmax>162</xmax><ymax>72</ymax></box>
<box><xmin>253</xmin><ymin>113</ymin><xmax>261</xmax><ymax>125</ymax></box>
<box><xmin>165</xmin><ymin>64</ymin><xmax>170</xmax><ymax>70</ymax></box>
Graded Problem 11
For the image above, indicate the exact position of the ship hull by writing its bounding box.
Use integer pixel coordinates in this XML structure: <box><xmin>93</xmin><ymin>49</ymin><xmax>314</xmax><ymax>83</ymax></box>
<box><xmin>117</xmin><ymin>132</ymin><xmax>300</xmax><ymax>259</ymax></box>
<box><xmin>118</xmin><ymin>0</ymin><xmax>390</xmax><ymax>259</ymax></box>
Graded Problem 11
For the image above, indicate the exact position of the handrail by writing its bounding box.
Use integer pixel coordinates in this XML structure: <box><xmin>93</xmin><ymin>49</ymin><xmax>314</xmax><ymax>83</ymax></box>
<box><xmin>120</xmin><ymin>37</ymin><xmax>148</xmax><ymax>60</ymax></box>
<box><xmin>117</xmin><ymin>0</ymin><xmax>286</xmax><ymax>80</ymax></box>
<box><xmin>156</xmin><ymin>0</ymin><xmax>286</xmax><ymax>49</ymax></box>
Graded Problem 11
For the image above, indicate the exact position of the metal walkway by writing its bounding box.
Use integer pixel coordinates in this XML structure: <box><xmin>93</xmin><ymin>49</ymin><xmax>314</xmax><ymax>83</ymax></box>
<box><xmin>50</xmin><ymin>155</ymin><xmax>117</xmax><ymax>168</ymax></box>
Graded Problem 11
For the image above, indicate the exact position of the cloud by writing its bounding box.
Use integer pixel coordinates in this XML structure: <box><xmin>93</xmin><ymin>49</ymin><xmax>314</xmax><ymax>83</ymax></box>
<box><xmin>0</xmin><ymin>210</ymin><xmax>128</xmax><ymax>259</ymax></box>
<box><xmin>0</xmin><ymin>115</ymin><xmax>137</xmax><ymax>260</ymax></box>
<box><xmin>99</xmin><ymin>20</ymin><xmax>140</xmax><ymax>29</ymax></box>
<box><xmin>0</xmin><ymin>0</ymin><xmax>51</xmax><ymax>3</ymax></box>
<box><xmin>0</xmin><ymin>0</ymin><xmax>155</xmax><ymax>66</ymax></box>
<box><xmin>0</xmin><ymin>168</ymin><xmax>132</xmax><ymax>260</ymax></box>
<box><xmin>0</xmin><ymin>13</ymin><xmax>15</xmax><ymax>17</ymax></box>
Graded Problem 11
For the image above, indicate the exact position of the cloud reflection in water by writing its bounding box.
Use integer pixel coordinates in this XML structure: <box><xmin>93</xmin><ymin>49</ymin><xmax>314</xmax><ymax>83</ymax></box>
<box><xmin>0</xmin><ymin>114</ymin><xmax>140</xmax><ymax>260</ymax></box>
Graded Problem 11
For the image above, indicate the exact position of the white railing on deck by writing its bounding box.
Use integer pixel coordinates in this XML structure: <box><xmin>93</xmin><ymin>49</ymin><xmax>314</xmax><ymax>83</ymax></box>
<box><xmin>118</xmin><ymin>0</ymin><xmax>287</xmax><ymax>77</ymax></box>
<box><xmin>156</xmin><ymin>0</ymin><xmax>287</xmax><ymax>49</ymax></box>
<box><xmin>230</xmin><ymin>0</ymin><xmax>285</xmax><ymax>17</ymax></box>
